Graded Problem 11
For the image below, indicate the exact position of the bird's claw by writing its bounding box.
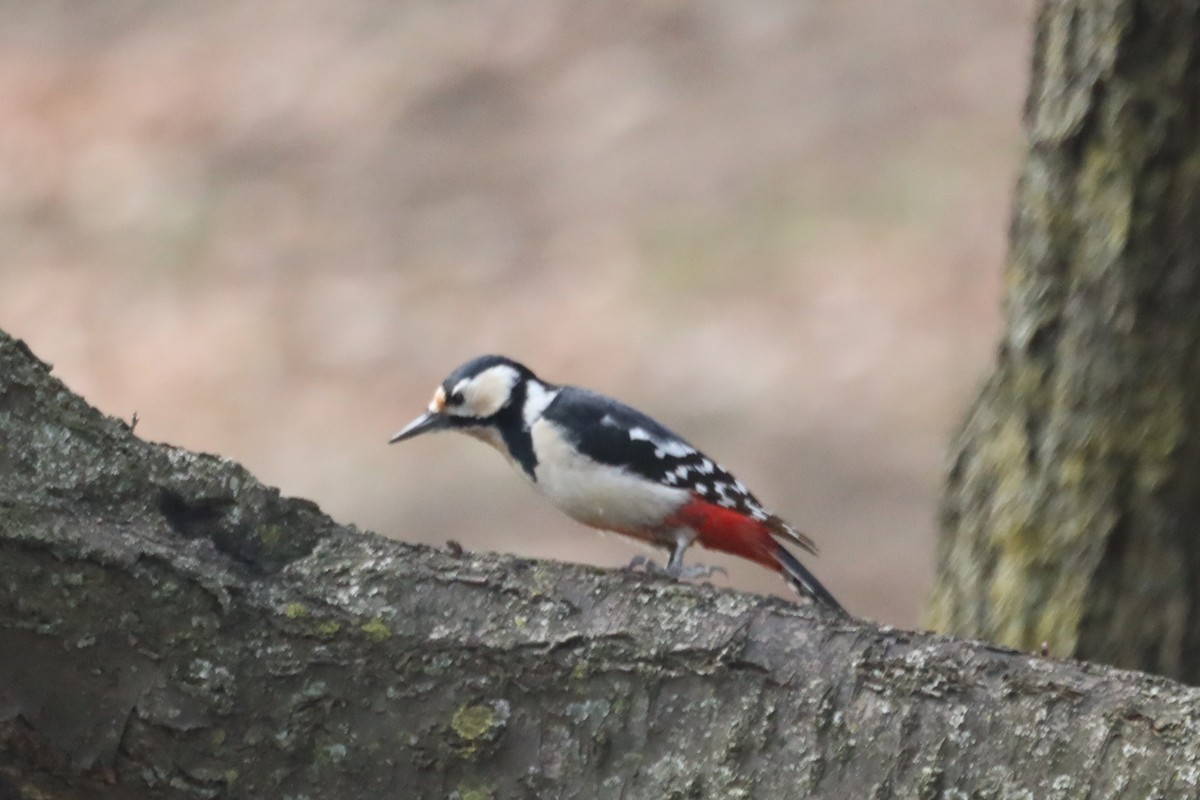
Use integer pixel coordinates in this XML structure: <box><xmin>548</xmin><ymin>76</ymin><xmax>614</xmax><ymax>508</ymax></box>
<box><xmin>676</xmin><ymin>563</ymin><xmax>728</xmax><ymax>581</ymax></box>
<box><xmin>625</xmin><ymin>556</ymin><xmax>727</xmax><ymax>582</ymax></box>
<box><xmin>625</xmin><ymin>555</ymin><xmax>654</xmax><ymax>572</ymax></box>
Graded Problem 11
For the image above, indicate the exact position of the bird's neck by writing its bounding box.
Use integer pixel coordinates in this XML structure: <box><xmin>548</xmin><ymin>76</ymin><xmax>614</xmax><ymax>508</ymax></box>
<box><xmin>486</xmin><ymin>378</ymin><xmax>555</xmax><ymax>481</ymax></box>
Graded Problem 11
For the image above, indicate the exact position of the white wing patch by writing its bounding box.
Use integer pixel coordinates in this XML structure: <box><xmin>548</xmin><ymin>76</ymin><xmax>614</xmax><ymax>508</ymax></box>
<box><xmin>628</xmin><ymin>426</ymin><xmax>696</xmax><ymax>458</ymax></box>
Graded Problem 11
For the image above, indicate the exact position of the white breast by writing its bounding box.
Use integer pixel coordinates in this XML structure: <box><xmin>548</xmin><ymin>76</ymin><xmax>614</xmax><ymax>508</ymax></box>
<box><xmin>529</xmin><ymin>418</ymin><xmax>690</xmax><ymax>535</ymax></box>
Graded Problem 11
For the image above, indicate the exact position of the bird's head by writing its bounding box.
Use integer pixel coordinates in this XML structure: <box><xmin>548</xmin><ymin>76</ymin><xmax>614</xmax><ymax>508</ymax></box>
<box><xmin>389</xmin><ymin>355</ymin><xmax>539</xmax><ymax>444</ymax></box>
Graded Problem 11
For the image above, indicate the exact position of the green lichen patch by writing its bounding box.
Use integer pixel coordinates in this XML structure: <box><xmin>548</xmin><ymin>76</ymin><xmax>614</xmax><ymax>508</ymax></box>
<box><xmin>451</xmin><ymin>704</ymin><xmax>496</xmax><ymax>741</ymax></box>
<box><xmin>316</xmin><ymin>620</ymin><xmax>341</xmax><ymax>637</ymax></box>
<box><xmin>454</xmin><ymin>781</ymin><xmax>495</xmax><ymax>800</ymax></box>
<box><xmin>447</xmin><ymin>699</ymin><xmax>511</xmax><ymax>759</ymax></box>
<box><xmin>360</xmin><ymin>618</ymin><xmax>390</xmax><ymax>641</ymax></box>
<box><xmin>259</xmin><ymin>524</ymin><xmax>283</xmax><ymax>548</ymax></box>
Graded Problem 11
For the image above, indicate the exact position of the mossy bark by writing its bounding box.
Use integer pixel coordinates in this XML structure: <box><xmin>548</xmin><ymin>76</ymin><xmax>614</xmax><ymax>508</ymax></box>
<box><xmin>928</xmin><ymin>0</ymin><xmax>1200</xmax><ymax>681</ymax></box>
<box><xmin>6</xmin><ymin>323</ymin><xmax>1200</xmax><ymax>798</ymax></box>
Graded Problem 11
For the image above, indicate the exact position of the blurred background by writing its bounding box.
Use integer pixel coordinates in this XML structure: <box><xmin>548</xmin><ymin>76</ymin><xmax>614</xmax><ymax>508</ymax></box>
<box><xmin>0</xmin><ymin>0</ymin><xmax>1034</xmax><ymax>625</ymax></box>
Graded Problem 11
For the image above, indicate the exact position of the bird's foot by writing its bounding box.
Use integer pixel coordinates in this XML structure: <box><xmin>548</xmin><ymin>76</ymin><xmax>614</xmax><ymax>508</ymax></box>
<box><xmin>675</xmin><ymin>563</ymin><xmax>728</xmax><ymax>581</ymax></box>
<box><xmin>625</xmin><ymin>555</ymin><xmax>663</xmax><ymax>574</ymax></box>
<box><xmin>625</xmin><ymin>556</ymin><xmax>727</xmax><ymax>582</ymax></box>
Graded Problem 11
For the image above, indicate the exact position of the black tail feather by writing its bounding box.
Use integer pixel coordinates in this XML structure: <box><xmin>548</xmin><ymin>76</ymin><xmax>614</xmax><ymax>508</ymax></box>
<box><xmin>774</xmin><ymin>545</ymin><xmax>848</xmax><ymax>616</ymax></box>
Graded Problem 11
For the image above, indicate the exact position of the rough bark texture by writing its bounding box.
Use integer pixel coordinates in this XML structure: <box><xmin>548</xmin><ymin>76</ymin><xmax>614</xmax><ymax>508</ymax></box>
<box><xmin>927</xmin><ymin>0</ymin><xmax>1200</xmax><ymax>682</ymax></box>
<box><xmin>5</xmin><ymin>332</ymin><xmax>1200</xmax><ymax>800</ymax></box>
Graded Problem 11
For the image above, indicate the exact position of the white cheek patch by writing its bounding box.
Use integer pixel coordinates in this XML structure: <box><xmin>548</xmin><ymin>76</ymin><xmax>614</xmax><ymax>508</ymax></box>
<box><xmin>456</xmin><ymin>365</ymin><xmax>520</xmax><ymax>418</ymax></box>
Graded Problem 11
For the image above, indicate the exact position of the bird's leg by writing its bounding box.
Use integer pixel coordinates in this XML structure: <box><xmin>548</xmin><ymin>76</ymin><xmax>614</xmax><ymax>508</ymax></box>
<box><xmin>626</xmin><ymin>530</ymin><xmax>726</xmax><ymax>582</ymax></box>
<box><xmin>663</xmin><ymin>531</ymin><xmax>689</xmax><ymax>575</ymax></box>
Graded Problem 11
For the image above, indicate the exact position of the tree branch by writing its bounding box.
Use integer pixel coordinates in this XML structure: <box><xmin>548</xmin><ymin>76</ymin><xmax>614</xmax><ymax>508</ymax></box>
<box><xmin>2</xmin><ymin>329</ymin><xmax>1199</xmax><ymax>798</ymax></box>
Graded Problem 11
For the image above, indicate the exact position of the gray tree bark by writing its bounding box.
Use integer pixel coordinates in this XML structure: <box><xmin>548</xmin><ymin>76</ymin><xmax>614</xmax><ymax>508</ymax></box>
<box><xmin>4</xmin><ymin>327</ymin><xmax>1200</xmax><ymax>798</ymax></box>
<box><xmin>927</xmin><ymin>0</ymin><xmax>1200</xmax><ymax>682</ymax></box>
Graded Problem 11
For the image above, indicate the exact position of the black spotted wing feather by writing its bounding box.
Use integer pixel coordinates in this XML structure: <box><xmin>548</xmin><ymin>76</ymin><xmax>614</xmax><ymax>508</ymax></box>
<box><xmin>542</xmin><ymin>387</ymin><xmax>816</xmax><ymax>553</ymax></box>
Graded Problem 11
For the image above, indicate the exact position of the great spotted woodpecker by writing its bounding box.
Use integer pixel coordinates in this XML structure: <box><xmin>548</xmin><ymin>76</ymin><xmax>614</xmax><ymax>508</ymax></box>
<box><xmin>390</xmin><ymin>355</ymin><xmax>845</xmax><ymax>613</ymax></box>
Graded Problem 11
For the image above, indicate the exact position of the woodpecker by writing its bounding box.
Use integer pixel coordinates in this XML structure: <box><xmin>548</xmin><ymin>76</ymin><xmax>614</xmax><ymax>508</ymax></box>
<box><xmin>390</xmin><ymin>355</ymin><xmax>845</xmax><ymax>613</ymax></box>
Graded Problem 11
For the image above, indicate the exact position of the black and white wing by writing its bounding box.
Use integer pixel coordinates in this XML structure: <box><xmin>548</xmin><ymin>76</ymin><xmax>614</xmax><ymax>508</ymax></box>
<box><xmin>541</xmin><ymin>387</ymin><xmax>815</xmax><ymax>553</ymax></box>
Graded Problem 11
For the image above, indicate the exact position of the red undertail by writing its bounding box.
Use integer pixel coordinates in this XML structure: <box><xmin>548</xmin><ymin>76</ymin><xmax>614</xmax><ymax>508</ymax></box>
<box><xmin>666</xmin><ymin>497</ymin><xmax>780</xmax><ymax>570</ymax></box>
<box><xmin>666</xmin><ymin>496</ymin><xmax>846</xmax><ymax>614</ymax></box>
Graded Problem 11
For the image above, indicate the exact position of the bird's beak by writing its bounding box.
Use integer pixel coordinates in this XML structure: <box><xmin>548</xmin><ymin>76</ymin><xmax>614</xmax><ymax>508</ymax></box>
<box><xmin>388</xmin><ymin>411</ymin><xmax>451</xmax><ymax>444</ymax></box>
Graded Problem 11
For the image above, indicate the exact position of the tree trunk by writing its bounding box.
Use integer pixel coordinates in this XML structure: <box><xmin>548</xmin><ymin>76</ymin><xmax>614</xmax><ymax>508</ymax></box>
<box><xmin>927</xmin><ymin>0</ymin><xmax>1200</xmax><ymax>681</ymax></box>
<box><xmin>5</xmin><ymin>325</ymin><xmax>1200</xmax><ymax>797</ymax></box>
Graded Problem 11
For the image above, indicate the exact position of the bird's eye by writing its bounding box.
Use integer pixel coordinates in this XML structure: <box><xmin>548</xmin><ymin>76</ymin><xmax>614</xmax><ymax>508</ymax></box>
<box><xmin>448</xmin><ymin>390</ymin><xmax>466</xmax><ymax>406</ymax></box>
